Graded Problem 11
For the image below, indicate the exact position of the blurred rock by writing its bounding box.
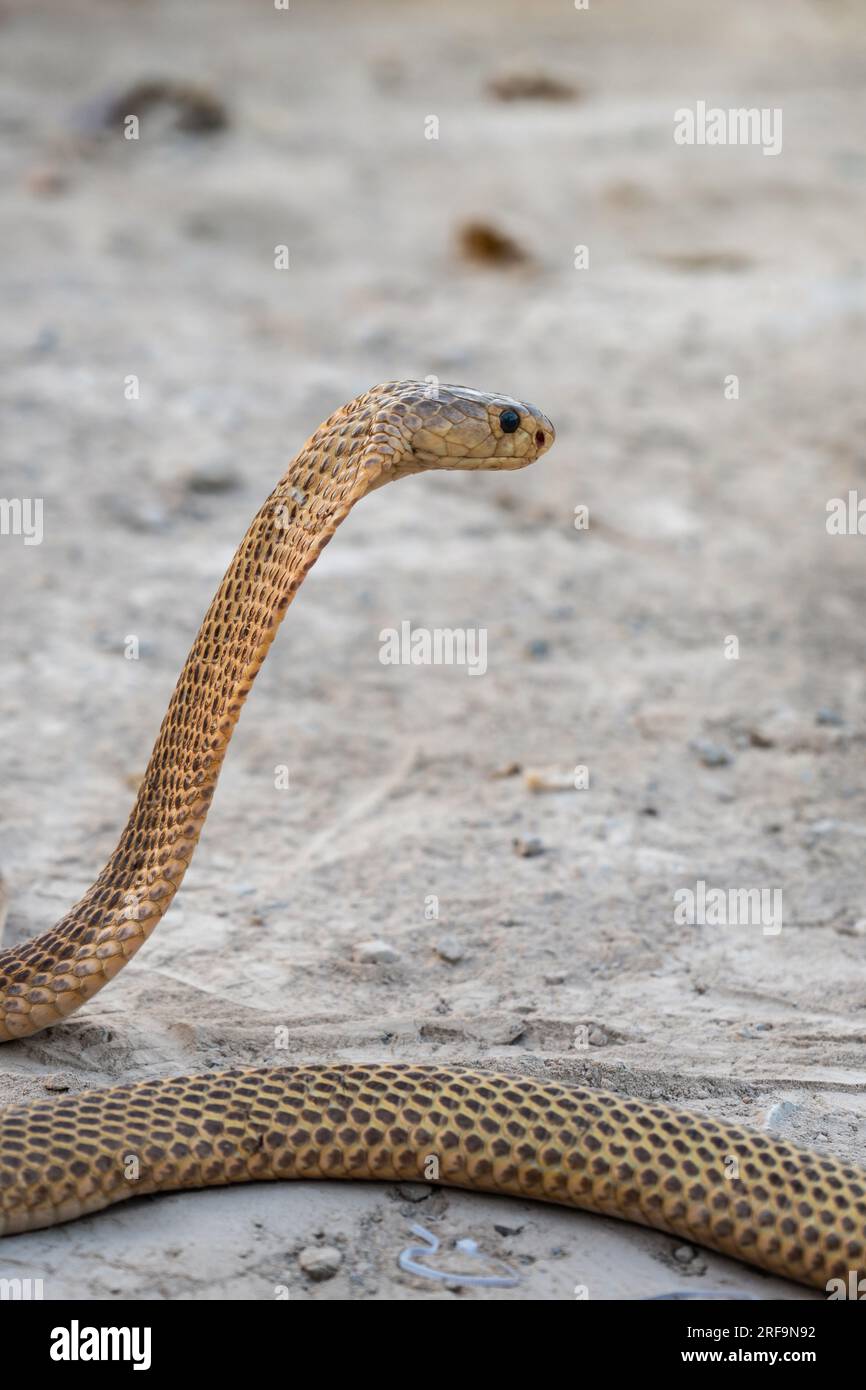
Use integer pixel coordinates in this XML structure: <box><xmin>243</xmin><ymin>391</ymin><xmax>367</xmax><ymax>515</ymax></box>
<box><xmin>512</xmin><ymin>836</ymin><xmax>545</xmax><ymax>858</ymax></box>
<box><xmin>435</xmin><ymin>935</ymin><xmax>464</xmax><ymax>963</ymax></box>
<box><xmin>298</xmin><ymin>1245</ymin><xmax>342</xmax><ymax>1280</ymax></box>
<box><xmin>487</xmin><ymin>71</ymin><xmax>579</xmax><ymax>102</ymax></box>
<box><xmin>355</xmin><ymin>939</ymin><xmax>400</xmax><ymax>965</ymax></box>
<box><xmin>457</xmin><ymin>221</ymin><xmax>528</xmax><ymax>266</ymax></box>
<box><xmin>689</xmin><ymin>739</ymin><xmax>733</xmax><ymax>767</ymax></box>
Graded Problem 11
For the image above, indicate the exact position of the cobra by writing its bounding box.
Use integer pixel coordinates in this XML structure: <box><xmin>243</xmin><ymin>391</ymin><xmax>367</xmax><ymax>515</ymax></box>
<box><xmin>1</xmin><ymin>382</ymin><xmax>863</xmax><ymax>1294</ymax></box>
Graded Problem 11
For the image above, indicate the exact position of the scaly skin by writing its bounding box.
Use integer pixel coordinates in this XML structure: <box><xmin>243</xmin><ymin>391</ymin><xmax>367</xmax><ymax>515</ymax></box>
<box><xmin>1</xmin><ymin>384</ymin><xmax>863</xmax><ymax>1291</ymax></box>
<box><xmin>1</xmin><ymin>1066</ymin><xmax>864</xmax><ymax>1291</ymax></box>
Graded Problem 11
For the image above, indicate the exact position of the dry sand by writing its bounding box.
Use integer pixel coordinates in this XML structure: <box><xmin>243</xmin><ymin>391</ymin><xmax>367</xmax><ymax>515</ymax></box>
<box><xmin>1</xmin><ymin>0</ymin><xmax>865</xmax><ymax>1300</ymax></box>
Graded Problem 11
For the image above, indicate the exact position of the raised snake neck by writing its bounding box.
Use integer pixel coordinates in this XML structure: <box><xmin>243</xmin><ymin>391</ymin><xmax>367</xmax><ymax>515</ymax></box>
<box><xmin>0</xmin><ymin>383</ymin><xmax>863</xmax><ymax>1292</ymax></box>
<box><xmin>0</xmin><ymin>383</ymin><xmax>403</xmax><ymax>1039</ymax></box>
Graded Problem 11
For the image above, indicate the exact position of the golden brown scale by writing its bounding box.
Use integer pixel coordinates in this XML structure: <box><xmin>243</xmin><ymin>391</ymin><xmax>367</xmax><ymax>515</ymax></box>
<box><xmin>1</xmin><ymin>1065</ymin><xmax>864</xmax><ymax>1291</ymax></box>
<box><xmin>0</xmin><ymin>383</ymin><xmax>863</xmax><ymax>1291</ymax></box>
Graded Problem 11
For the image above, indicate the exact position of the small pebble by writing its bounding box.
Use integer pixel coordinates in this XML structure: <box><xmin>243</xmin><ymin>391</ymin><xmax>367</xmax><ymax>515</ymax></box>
<box><xmin>738</xmin><ymin>1023</ymin><xmax>768</xmax><ymax>1039</ymax></box>
<box><xmin>815</xmin><ymin>708</ymin><xmax>844</xmax><ymax>726</ymax></box>
<box><xmin>490</xmin><ymin>761</ymin><xmax>521</xmax><ymax>779</ymax></box>
<box><xmin>183</xmin><ymin>459</ymin><xmax>241</xmax><ymax>494</ymax></box>
<box><xmin>748</xmin><ymin>729</ymin><xmax>775</xmax><ymax>749</ymax></box>
<box><xmin>588</xmin><ymin>1028</ymin><xmax>608</xmax><ymax>1047</ymax></box>
<box><xmin>689</xmin><ymin>739</ymin><xmax>733</xmax><ymax>767</ymax></box>
<box><xmin>396</xmin><ymin>1183</ymin><xmax>431</xmax><ymax>1202</ymax></box>
<box><xmin>435</xmin><ymin>934</ymin><xmax>464</xmax><ymax>963</ymax></box>
<box><xmin>92</xmin><ymin>80</ymin><xmax>228</xmax><ymax>135</ymax></box>
<box><xmin>487</xmin><ymin>71</ymin><xmax>578</xmax><ymax>103</ymax></box>
<box><xmin>457</xmin><ymin>220</ymin><xmax>528</xmax><ymax>266</ymax></box>
<box><xmin>763</xmin><ymin>1099</ymin><xmax>801</xmax><ymax>1132</ymax></box>
<box><xmin>354</xmin><ymin>938</ymin><xmax>400</xmax><ymax>964</ymax></box>
<box><xmin>673</xmin><ymin>1245</ymin><xmax>696</xmax><ymax>1264</ymax></box>
<box><xmin>512</xmin><ymin>836</ymin><xmax>545</xmax><ymax>858</ymax></box>
<box><xmin>298</xmin><ymin>1245</ymin><xmax>342</xmax><ymax>1281</ymax></box>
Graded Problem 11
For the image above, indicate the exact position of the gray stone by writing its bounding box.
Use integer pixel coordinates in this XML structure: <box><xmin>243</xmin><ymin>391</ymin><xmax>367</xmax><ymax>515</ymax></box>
<box><xmin>396</xmin><ymin>1183</ymin><xmax>431</xmax><ymax>1202</ymax></box>
<box><xmin>512</xmin><ymin>836</ymin><xmax>545</xmax><ymax>857</ymax></box>
<box><xmin>298</xmin><ymin>1245</ymin><xmax>342</xmax><ymax>1281</ymax></box>
<box><xmin>354</xmin><ymin>938</ymin><xmax>400</xmax><ymax>964</ymax></box>
<box><xmin>435</xmin><ymin>934</ymin><xmax>464</xmax><ymax>963</ymax></box>
<box><xmin>689</xmin><ymin>739</ymin><xmax>733</xmax><ymax>767</ymax></box>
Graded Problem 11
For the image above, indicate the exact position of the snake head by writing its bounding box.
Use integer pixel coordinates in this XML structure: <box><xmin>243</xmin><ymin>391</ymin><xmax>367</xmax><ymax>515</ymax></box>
<box><xmin>371</xmin><ymin>380</ymin><xmax>555</xmax><ymax>476</ymax></box>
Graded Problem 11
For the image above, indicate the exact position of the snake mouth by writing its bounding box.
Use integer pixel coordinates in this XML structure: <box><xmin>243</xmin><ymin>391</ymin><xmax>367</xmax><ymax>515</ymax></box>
<box><xmin>410</xmin><ymin>426</ymin><xmax>555</xmax><ymax>473</ymax></box>
<box><xmin>409</xmin><ymin>452</ymin><xmax>538</xmax><ymax>474</ymax></box>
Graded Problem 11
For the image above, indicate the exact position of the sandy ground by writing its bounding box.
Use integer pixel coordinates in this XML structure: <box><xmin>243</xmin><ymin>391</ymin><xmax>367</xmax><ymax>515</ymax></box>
<box><xmin>1</xmin><ymin>0</ymin><xmax>866</xmax><ymax>1301</ymax></box>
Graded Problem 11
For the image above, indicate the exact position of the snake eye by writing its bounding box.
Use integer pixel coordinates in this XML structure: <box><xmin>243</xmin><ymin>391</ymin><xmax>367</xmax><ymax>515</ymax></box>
<box><xmin>499</xmin><ymin>409</ymin><xmax>520</xmax><ymax>433</ymax></box>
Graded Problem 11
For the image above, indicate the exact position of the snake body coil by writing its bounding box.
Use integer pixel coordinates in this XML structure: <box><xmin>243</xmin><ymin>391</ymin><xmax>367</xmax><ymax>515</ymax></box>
<box><xmin>1</xmin><ymin>383</ymin><xmax>863</xmax><ymax>1292</ymax></box>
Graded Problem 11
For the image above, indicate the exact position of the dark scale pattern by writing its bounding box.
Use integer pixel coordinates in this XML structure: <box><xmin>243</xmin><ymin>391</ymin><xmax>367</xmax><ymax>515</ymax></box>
<box><xmin>1</xmin><ymin>1064</ymin><xmax>864</xmax><ymax>1291</ymax></box>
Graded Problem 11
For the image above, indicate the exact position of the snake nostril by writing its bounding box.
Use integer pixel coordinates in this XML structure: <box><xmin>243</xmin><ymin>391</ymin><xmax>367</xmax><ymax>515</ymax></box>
<box><xmin>535</xmin><ymin>430</ymin><xmax>545</xmax><ymax>447</ymax></box>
